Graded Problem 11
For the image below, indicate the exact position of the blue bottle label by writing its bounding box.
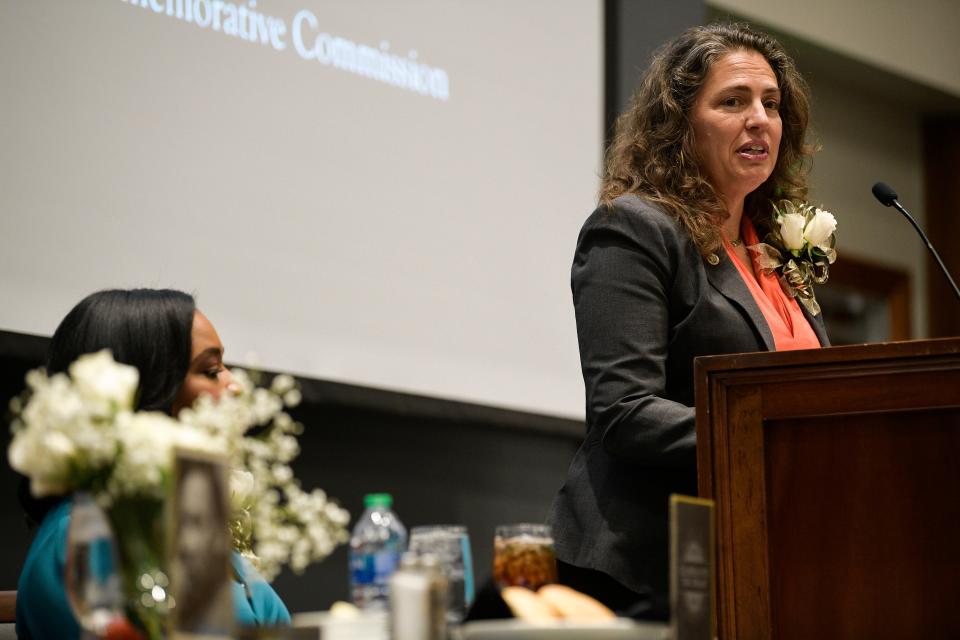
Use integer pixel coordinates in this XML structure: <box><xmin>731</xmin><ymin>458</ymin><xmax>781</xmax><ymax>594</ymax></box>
<box><xmin>350</xmin><ymin>551</ymin><xmax>400</xmax><ymax>586</ymax></box>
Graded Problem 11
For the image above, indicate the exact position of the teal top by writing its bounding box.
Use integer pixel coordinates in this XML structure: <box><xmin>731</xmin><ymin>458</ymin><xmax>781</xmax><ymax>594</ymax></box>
<box><xmin>16</xmin><ymin>500</ymin><xmax>291</xmax><ymax>639</ymax></box>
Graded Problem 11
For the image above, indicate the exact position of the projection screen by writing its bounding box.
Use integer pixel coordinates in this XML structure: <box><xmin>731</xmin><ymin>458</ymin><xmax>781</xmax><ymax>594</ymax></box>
<box><xmin>0</xmin><ymin>0</ymin><xmax>603</xmax><ymax>419</ymax></box>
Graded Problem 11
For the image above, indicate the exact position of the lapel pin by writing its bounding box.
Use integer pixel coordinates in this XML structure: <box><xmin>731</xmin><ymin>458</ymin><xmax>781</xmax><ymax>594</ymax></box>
<box><xmin>707</xmin><ymin>254</ymin><xmax>719</xmax><ymax>265</ymax></box>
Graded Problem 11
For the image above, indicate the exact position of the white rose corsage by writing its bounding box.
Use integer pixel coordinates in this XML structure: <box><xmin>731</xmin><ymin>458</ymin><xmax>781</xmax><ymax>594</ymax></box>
<box><xmin>749</xmin><ymin>200</ymin><xmax>837</xmax><ymax>315</ymax></box>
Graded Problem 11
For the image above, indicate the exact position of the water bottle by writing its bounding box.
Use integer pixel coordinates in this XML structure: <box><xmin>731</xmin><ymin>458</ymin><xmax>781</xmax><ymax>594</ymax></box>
<box><xmin>65</xmin><ymin>492</ymin><xmax>124</xmax><ymax>635</ymax></box>
<box><xmin>349</xmin><ymin>493</ymin><xmax>408</xmax><ymax>609</ymax></box>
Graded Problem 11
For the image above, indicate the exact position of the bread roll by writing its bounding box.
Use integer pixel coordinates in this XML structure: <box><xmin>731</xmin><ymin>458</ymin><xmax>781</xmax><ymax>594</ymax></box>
<box><xmin>537</xmin><ymin>584</ymin><xmax>616</xmax><ymax>622</ymax></box>
<box><xmin>500</xmin><ymin>586</ymin><xmax>561</xmax><ymax>622</ymax></box>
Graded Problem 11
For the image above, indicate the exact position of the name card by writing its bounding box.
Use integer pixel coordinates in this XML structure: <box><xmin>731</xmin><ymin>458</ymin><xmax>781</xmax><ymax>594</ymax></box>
<box><xmin>669</xmin><ymin>495</ymin><xmax>714</xmax><ymax>640</ymax></box>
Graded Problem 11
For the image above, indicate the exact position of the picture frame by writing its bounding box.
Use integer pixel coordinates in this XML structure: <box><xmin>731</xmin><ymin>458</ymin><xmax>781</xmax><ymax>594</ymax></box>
<box><xmin>169</xmin><ymin>447</ymin><xmax>234</xmax><ymax>639</ymax></box>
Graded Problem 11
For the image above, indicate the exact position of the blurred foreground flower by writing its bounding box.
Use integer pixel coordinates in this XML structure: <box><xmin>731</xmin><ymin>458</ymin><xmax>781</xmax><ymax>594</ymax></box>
<box><xmin>8</xmin><ymin>351</ymin><xmax>350</xmax><ymax>582</ymax></box>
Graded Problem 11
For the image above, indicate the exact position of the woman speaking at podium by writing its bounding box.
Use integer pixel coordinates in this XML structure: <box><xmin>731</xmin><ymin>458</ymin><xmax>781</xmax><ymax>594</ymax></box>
<box><xmin>547</xmin><ymin>23</ymin><xmax>829</xmax><ymax>619</ymax></box>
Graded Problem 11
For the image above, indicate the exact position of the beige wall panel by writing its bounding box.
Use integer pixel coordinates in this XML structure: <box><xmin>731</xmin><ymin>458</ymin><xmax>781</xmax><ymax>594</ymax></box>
<box><xmin>806</xmin><ymin>75</ymin><xmax>927</xmax><ymax>336</ymax></box>
<box><xmin>710</xmin><ymin>0</ymin><xmax>960</xmax><ymax>98</ymax></box>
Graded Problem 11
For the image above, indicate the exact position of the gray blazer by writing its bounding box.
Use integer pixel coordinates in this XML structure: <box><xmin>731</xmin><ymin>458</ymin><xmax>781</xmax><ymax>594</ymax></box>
<box><xmin>547</xmin><ymin>194</ymin><xmax>828</xmax><ymax>602</ymax></box>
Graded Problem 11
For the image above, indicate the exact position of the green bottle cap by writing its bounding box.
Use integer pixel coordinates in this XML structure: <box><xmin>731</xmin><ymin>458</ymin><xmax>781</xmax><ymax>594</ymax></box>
<box><xmin>364</xmin><ymin>493</ymin><xmax>393</xmax><ymax>508</ymax></box>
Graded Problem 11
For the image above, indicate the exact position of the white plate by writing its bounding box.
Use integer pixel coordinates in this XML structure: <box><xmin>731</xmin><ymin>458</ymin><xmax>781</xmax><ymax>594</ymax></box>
<box><xmin>291</xmin><ymin>610</ymin><xmax>388</xmax><ymax>640</ymax></box>
<box><xmin>457</xmin><ymin>619</ymin><xmax>670</xmax><ymax>640</ymax></box>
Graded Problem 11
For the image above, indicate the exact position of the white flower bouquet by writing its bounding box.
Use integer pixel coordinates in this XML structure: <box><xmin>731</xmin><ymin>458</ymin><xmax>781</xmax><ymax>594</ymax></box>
<box><xmin>178</xmin><ymin>370</ymin><xmax>351</xmax><ymax>580</ymax></box>
<box><xmin>750</xmin><ymin>200</ymin><xmax>838</xmax><ymax>315</ymax></box>
<box><xmin>8</xmin><ymin>350</ymin><xmax>350</xmax><ymax>583</ymax></box>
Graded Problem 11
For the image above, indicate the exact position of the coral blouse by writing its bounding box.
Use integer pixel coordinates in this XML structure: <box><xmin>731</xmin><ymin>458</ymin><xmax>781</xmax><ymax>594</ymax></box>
<box><xmin>724</xmin><ymin>216</ymin><xmax>821</xmax><ymax>351</ymax></box>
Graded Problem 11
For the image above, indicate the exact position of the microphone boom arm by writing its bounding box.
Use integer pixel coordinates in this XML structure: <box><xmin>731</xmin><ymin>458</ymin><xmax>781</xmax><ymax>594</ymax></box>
<box><xmin>889</xmin><ymin>200</ymin><xmax>960</xmax><ymax>302</ymax></box>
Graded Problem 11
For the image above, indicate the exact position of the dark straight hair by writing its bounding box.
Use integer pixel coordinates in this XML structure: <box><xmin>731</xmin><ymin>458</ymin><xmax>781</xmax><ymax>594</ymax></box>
<box><xmin>19</xmin><ymin>288</ymin><xmax>197</xmax><ymax>525</ymax></box>
<box><xmin>46</xmin><ymin>288</ymin><xmax>196</xmax><ymax>412</ymax></box>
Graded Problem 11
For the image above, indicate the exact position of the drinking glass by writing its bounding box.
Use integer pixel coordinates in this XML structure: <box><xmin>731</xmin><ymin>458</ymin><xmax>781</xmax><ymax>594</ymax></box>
<box><xmin>408</xmin><ymin>525</ymin><xmax>475</xmax><ymax>624</ymax></box>
<box><xmin>65</xmin><ymin>492</ymin><xmax>124</xmax><ymax>637</ymax></box>
<box><xmin>492</xmin><ymin>523</ymin><xmax>558</xmax><ymax>590</ymax></box>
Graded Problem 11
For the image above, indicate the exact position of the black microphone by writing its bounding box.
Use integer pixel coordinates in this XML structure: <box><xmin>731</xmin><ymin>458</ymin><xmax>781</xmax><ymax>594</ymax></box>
<box><xmin>871</xmin><ymin>182</ymin><xmax>899</xmax><ymax>207</ymax></box>
<box><xmin>871</xmin><ymin>181</ymin><xmax>960</xmax><ymax>303</ymax></box>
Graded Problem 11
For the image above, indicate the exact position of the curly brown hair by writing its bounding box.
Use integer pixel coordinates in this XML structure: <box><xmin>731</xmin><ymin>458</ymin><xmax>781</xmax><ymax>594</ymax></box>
<box><xmin>601</xmin><ymin>22</ymin><xmax>813</xmax><ymax>255</ymax></box>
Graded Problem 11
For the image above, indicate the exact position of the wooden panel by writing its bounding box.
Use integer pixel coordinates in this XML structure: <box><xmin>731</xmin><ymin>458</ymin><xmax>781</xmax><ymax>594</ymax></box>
<box><xmin>724</xmin><ymin>386</ymin><xmax>770</xmax><ymax>639</ymax></box>
<box><xmin>695</xmin><ymin>339</ymin><xmax>960</xmax><ymax>639</ymax></box>
<box><xmin>765</xmin><ymin>411</ymin><xmax>960</xmax><ymax>638</ymax></box>
<box><xmin>760</xmin><ymin>368</ymin><xmax>960</xmax><ymax>418</ymax></box>
<box><xmin>828</xmin><ymin>253</ymin><xmax>912</xmax><ymax>340</ymax></box>
<box><xmin>0</xmin><ymin>590</ymin><xmax>15</xmax><ymax>623</ymax></box>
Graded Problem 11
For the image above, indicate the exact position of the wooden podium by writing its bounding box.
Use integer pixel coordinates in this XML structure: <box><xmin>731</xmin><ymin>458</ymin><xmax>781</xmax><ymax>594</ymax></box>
<box><xmin>694</xmin><ymin>338</ymin><xmax>960</xmax><ymax>639</ymax></box>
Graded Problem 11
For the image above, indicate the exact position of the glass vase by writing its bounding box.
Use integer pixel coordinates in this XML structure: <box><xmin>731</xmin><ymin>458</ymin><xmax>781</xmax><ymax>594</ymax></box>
<box><xmin>105</xmin><ymin>495</ymin><xmax>172</xmax><ymax>640</ymax></box>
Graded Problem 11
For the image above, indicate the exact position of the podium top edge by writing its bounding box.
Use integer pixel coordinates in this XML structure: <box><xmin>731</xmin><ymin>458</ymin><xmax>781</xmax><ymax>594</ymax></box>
<box><xmin>694</xmin><ymin>337</ymin><xmax>960</xmax><ymax>374</ymax></box>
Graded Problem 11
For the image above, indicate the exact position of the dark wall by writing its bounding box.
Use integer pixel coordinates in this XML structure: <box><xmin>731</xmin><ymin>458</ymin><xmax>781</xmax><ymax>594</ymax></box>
<box><xmin>0</xmin><ymin>332</ymin><xmax>49</xmax><ymax>593</ymax></box>
<box><xmin>606</xmin><ymin>0</ymin><xmax>705</xmax><ymax>134</ymax></box>
<box><xmin>274</xmin><ymin>400</ymin><xmax>580</xmax><ymax>612</ymax></box>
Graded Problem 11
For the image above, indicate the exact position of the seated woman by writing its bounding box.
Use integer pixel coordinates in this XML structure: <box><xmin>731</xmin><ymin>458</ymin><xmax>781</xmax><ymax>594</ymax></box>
<box><xmin>15</xmin><ymin>288</ymin><xmax>291</xmax><ymax>639</ymax></box>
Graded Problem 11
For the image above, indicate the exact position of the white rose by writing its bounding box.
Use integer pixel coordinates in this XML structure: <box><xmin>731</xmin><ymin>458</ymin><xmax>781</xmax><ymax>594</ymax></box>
<box><xmin>69</xmin><ymin>415</ymin><xmax>119</xmax><ymax>468</ymax></box>
<box><xmin>230</xmin><ymin>469</ymin><xmax>257</xmax><ymax>511</ymax></box>
<box><xmin>69</xmin><ymin>350</ymin><xmax>139</xmax><ymax>411</ymax></box>
<box><xmin>283</xmin><ymin>389</ymin><xmax>302</xmax><ymax>408</ymax></box>
<box><xmin>9</xmin><ymin>430</ymin><xmax>75</xmax><ymax>496</ymax></box>
<box><xmin>272</xmin><ymin>464</ymin><xmax>294</xmax><ymax>484</ymax></box>
<box><xmin>7</xmin><ymin>432</ymin><xmax>31</xmax><ymax>476</ymax></box>
<box><xmin>22</xmin><ymin>374</ymin><xmax>84</xmax><ymax>428</ymax></box>
<box><xmin>251</xmin><ymin>389</ymin><xmax>283</xmax><ymax>424</ymax></box>
<box><xmin>171</xmin><ymin>424</ymin><xmax>223</xmax><ymax>454</ymax></box>
<box><xmin>112</xmin><ymin>412</ymin><xmax>178</xmax><ymax>494</ymax></box>
<box><xmin>803</xmin><ymin>208</ymin><xmax>837</xmax><ymax>249</ymax></box>
<box><xmin>44</xmin><ymin>430</ymin><xmax>78</xmax><ymax>460</ymax></box>
<box><xmin>270</xmin><ymin>374</ymin><xmax>296</xmax><ymax>395</ymax></box>
<box><xmin>231</xmin><ymin>369</ymin><xmax>254</xmax><ymax>395</ymax></box>
<box><xmin>7</xmin><ymin>431</ymin><xmax>43</xmax><ymax>482</ymax></box>
<box><xmin>779</xmin><ymin>213</ymin><xmax>807</xmax><ymax>251</ymax></box>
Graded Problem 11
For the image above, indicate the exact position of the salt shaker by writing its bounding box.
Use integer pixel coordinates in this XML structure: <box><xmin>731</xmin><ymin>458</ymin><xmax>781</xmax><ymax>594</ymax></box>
<box><xmin>389</xmin><ymin>552</ymin><xmax>448</xmax><ymax>640</ymax></box>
